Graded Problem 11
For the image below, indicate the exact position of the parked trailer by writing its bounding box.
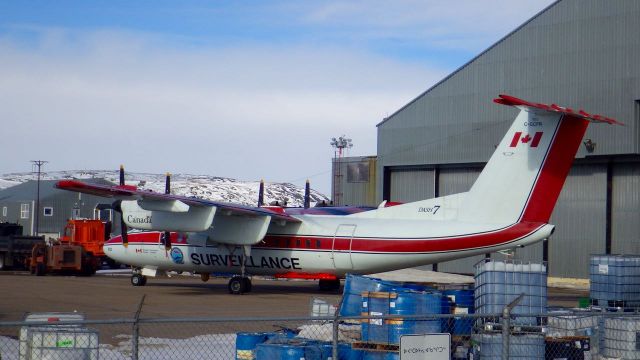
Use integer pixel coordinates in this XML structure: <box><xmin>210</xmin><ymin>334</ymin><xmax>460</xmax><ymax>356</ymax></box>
<box><xmin>0</xmin><ymin>222</ymin><xmax>44</xmax><ymax>270</ymax></box>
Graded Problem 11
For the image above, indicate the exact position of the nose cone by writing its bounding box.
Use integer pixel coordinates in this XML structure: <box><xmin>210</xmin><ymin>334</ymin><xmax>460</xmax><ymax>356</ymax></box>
<box><xmin>103</xmin><ymin>235</ymin><xmax>124</xmax><ymax>263</ymax></box>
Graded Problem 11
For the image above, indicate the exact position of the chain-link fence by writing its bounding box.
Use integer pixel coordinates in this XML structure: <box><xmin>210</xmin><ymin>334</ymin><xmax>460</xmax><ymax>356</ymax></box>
<box><xmin>3</xmin><ymin>309</ymin><xmax>640</xmax><ymax>359</ymax></box>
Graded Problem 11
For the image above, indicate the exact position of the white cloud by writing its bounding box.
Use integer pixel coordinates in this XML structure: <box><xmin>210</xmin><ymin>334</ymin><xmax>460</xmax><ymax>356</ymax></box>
<box><xmin>0</xmin><ymin>1</ymin><xmax>557</xmax><ymax>195</ymax></box>
<box><xmin>0</xmin><ymin>28</ymin><xmax>445</xmax><ymax>194</ymax></box>
<box><xmin>301</xmin><ymin>0</ymin><xmax>556</xmax><ymax>51</ymax></box>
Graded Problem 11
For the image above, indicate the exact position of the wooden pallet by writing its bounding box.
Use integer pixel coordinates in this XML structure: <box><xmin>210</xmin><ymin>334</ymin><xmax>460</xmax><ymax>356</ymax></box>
<box><xmin>352</xmin><ymin>341</ymin><xmax>399</xmax><ymax>352</ymax></box>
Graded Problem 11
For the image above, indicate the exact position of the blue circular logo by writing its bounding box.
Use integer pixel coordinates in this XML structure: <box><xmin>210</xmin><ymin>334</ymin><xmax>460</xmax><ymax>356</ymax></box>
<box><xmin>170</xmin><ymin>247</ymin><xmax>184</xmax><ymax>264</ymax></box>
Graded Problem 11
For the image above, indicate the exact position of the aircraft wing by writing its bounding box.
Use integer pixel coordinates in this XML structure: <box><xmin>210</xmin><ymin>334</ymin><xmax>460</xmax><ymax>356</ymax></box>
<box><xmin>55</xmin><ymin>179</ymin><xmax>301</xmax><ymax>224</ymax></box>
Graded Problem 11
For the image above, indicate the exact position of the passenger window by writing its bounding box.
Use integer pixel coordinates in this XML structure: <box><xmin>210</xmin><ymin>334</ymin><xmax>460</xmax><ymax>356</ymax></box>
<box><xmin>316</xmin><ymin>239</ymin><xmax>321</xmax><ymax>248</ymax></box>
<box><xmin>306</xmin><ymin>239</ymin><xmax>311</xmax><ymax>248</ymax></box>
<box><xmin>296</xmin><ymin>239</ymin><xmax>301</xmax><ymax>247</ymax></box>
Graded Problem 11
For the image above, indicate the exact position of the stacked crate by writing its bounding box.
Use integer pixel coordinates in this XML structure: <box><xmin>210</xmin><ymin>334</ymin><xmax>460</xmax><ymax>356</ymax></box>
<box><xmin>473</xmin><ymin>260</ymin><xmax>547</xmax><ymax>359</ymax></box>
<box><xmin>590</xmin><ymin>255</ymin><xmax>640</xmax><ymax>308</ymax></box>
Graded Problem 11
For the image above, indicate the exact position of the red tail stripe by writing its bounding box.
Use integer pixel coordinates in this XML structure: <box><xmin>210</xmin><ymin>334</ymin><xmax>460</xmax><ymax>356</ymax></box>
<box><xmin>521</xmin><ymin>116</ymin><xmax>589</xmax><ymax>222</ymax></box>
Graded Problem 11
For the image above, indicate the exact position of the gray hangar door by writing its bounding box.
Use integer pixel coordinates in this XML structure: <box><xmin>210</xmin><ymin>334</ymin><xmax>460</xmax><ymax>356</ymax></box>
<box><xmin>549</xmin><ymin>164</ymin><xmax>607</xmax><ymax>278</ymax></box>
<box><xmin>612</xmin><ymin>163</ymin><xmax>640</xmax><ymax>254</ymax></box>
<box><xmin>437</xmin><ymin>168</ymin><xmax>485</xmax><ymax>274</ymax></box>
<box><xmin>389</xmin><ymin>169</ymin><xmax>435</xmax><ymax>203</ymax></box>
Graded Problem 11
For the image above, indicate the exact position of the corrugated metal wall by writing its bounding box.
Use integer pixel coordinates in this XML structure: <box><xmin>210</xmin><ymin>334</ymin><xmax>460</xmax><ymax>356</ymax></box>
<box><xmin>364</xmin><ymin>0</ymin><xmax>640</xmax><ymax>278</ymax></box>
<box><xmin>548</xmin><ymin>164</ymin><xmax>607</xmax><ymax>278</ymax></box>
<box><xmin>389</xmin><ymin>169</ymin><xmax>435</xmax><ymax>203</ymax></box>
<box><xmin>612</xmin><ymin>163</ymin><xmax>640</xmax><ymax>254</ymax></box>
<box><xmin>376</xmin><ymin>0</ymin><xmax>640</xmax><ymax>202</ymax></box>
<box><xmin>332</xmin><ymin>156</ymin><xmax>377</xmax><ymax>206</ymax></box>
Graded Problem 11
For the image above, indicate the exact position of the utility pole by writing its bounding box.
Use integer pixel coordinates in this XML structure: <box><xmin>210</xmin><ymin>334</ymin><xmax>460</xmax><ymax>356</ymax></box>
<box><xmin>31</xmin><ymin>160</ymin><xmax>48</xmax><ymax>236</ymax></box>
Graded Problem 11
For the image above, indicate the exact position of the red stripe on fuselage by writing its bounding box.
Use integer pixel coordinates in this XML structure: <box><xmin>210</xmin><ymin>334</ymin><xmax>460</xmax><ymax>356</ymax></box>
<box><xmin>106</xmin><ymin>232</ymin><xmax>188</xmax><ymax>245</ymax></box>
<box><xmin>520</xmin><ymin>116</ymin><xmax>589</xmax><ymax>223</ymax></box>
<box><xmin>107</xmin><ymin>222</ymin><xmax>545</xmax><ymax>254</ymax></box>
<box><xmin>257</xmin><ymin>222</ymin><xmax>545</xmax><ymax>254</ymax></box>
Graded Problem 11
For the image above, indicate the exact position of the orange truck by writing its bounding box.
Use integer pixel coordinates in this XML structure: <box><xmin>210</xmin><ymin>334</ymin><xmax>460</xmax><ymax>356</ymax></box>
<box><xmin>28</xmin><ymin>219</ymin><xmax>113</xmax><ymax>276</ymax></box>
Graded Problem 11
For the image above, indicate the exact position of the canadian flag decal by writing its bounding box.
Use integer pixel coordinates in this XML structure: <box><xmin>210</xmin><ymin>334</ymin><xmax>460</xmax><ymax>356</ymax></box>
<box><xmin>510</xmin><ymin>132</ymin><xmax>543</xmax><ymax>148</ymax></box>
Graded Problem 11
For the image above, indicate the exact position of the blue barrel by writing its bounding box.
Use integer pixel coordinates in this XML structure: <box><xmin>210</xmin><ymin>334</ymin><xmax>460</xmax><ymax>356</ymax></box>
<box><xmin>341</xmin><ymin>275</ymin><xmax>398</xmax><ymax>316</ymax></box>
<box><xmin>362</xmin><ymin>291</ymin><xmax>442</xmax><ymax>344</ymax></box>
<box><xmin>444</xmin><ymin>289</ymin><xmax>475</xmax><ymax>334</ymax></box>
<box><xmin>318</xmin><ymin>342</ymin><xmax>362</xmax><ymax>360</ymax></box>
<box><xmin>236</xmin><ymin>332</ymin><xmax>276</xmax><ymax>360</ymax></box>
<box><xmin>362</xmin><ymin>351</ymin><xmax>398</xmax><ymax>360</ymax></box>
<box><xmin>256</xmin><ymin>342</ymin><xmax>323</xmax><ymax>360</ymax></box>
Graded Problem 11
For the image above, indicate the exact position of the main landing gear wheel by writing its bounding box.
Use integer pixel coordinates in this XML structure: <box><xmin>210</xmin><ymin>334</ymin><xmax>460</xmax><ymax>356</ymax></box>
<box><xmin>131</xmin><ymin>274</ymin><xmax>147</xmax><ymax>286</ymax></box>
<box><xmin>228</xmin><ymin>276</ymin><xmax>252</xmax><ymax>295</ymax></box>
<box><xmin>318</xmin><ymin>279</ymin><xmax>341</xmax><ymax>291</ymax></box>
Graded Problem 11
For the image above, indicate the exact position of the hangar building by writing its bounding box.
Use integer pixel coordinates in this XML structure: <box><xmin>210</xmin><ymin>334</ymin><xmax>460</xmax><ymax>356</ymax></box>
<box><xmin>0</xmin><ymin>179</ymin><xmax>120</xmax><ymax>240</ymax></box>
<box><xmin>333</xmin><ymin>0</ymin><xmax>640</xmax><ymax>278</ymax></box>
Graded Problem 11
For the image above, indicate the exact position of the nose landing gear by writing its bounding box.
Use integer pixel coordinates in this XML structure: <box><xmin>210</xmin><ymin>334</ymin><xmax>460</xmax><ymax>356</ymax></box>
<box><xmin>228</xmin><ymin>276</ymin><xmax>252</xmax><ymax>294</ymax></box>
<box><xmin>318</xmin><ymin>278</ymin><xmax>340</xmax><ymax>291</ymax></box>
<box><xmin>131</xmin><ymin>273</ymin><xmax>147</xmax><ymax>286</ymax></box>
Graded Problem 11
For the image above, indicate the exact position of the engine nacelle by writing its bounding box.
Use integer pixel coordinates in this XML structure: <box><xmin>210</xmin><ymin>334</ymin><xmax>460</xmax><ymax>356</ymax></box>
<box><xmin>121</xmin><ymin>200</ymin><xmax>216</xmax><ymax>232</ymax></box>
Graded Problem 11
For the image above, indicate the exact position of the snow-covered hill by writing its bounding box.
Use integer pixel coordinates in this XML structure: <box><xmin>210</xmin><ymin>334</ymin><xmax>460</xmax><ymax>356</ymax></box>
<box><xmin>0</xmin><ymin>170</ymin><xmax>329</xmax><ymax>207</ymax></box>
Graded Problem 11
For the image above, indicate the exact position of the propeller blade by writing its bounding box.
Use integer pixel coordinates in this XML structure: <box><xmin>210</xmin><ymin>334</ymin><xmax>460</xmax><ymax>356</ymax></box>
<box><xmin>163</xmin><ymin>231</ymin><xmax>172</xmax><ymax>250</ymax></box>
<box><xmin>113</xmin><ymin>199</ymin><xmax>128</xmax><ymax>248</ymax></box>
<box><xmin>258</xmin><ymin>179</ymin><xmax>264</xmax><ymax>207</ymax></box>
<box><xmin>304</xmin><ymin>179</ymin><xmax>310</xmax><ymax>209</ymax></box>
<box><xmin>121</xmin><ymin>216</ymin><xmax>129</xmax><ymax>248</ymax></box>
<box><xmin>119</xmin><ymin>165</ymin><xmax>125</xmax><ymax>186</ymax></box>
<box><xmin>165</xmin><ymin>172</ymin><xmax>171</xmax><ymax>194</ymax></box>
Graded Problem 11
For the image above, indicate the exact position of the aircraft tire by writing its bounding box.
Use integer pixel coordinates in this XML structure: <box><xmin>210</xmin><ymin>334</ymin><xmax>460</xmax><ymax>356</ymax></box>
<box><xmin>131</xmin><ymin>274</ymin><xmax>147</xmax><ymax>286</ymax></box>
<box><xmin>243</xmin><ymin>277</ymin><xmax>252</xmax><ymax>293</ymax></box>
<box><xmin>319</xmin><ymin>279</ymin><xmax>340</xmax><ymax>291</ymax></box>
<box><xmin>35</xmin><ymin>263</ymin><xmax>46</xmax><ymax>277</ymax></box>
<box><xmin>228</xmin><ymin>276</ymin><xmax>248</xmax><ymax>294</ymax></box>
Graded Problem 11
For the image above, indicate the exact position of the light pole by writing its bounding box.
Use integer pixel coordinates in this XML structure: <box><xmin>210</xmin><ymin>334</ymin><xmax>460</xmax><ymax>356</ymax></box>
<box><xmin>330</xmin><ymin>135</ymin><xmax>352</xmax><ymax>206</ymax></box>
<box><xmin>31</xmin><ymin>160</ymin><xmax>48</xmax><ymax>236</ymax></box>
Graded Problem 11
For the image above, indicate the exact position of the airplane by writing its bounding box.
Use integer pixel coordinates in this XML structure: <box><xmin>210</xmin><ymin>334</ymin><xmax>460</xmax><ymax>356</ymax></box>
<box><xmin>56</xmin><ymin>94</ymin><xmax>622</xmax><ymax>294</ymax></box>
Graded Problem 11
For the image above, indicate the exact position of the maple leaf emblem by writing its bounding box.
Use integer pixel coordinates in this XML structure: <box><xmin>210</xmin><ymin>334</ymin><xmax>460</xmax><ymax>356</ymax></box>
<box><xmin>521</xmin><ymin>134</ymin><xmax>532</xmax><ymax>143</ymax></box>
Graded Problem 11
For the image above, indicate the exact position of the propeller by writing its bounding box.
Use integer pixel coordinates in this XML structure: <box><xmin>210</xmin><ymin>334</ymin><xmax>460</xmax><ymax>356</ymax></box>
<box><xmin>162</xmin><ymin>172</ymin><xmax>172</xmax><ymax>251</ymax></box>
<box><xmin>257</xmin><ymin>179</ymin><xmax>264</xmax><ymax>207</ymax></box>
<box><xmin>304</xmin><ymin>179</ymin><xmax>311</xmax><ymax>209</ymax></box>
<box><xmin>115</xmin><ymin>165</ymin><xmax>129</xmax><ymax>248</ymax></box>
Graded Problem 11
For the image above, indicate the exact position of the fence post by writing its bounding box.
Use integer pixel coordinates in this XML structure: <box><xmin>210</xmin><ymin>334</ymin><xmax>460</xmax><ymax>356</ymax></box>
<box><xmin>132</xmin><ymin>294</ymin><xmax>146</xmax><ymax>360</ymax></box>
<box><xmin>502</xmin><ymin>293</ymin><xmax>524</xmax><ymax>360</ymax></box>
<box><xmin>332</xmin><ymin>300</ymin><xmax>342</xmax><ymax>360</ymax></box>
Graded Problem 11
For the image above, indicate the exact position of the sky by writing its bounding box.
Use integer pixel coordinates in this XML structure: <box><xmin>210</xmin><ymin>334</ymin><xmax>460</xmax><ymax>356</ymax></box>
<box><xmin>0</xmin><ymin>0</ymin><xmax>556</xmax><ymax>195</ymax></box>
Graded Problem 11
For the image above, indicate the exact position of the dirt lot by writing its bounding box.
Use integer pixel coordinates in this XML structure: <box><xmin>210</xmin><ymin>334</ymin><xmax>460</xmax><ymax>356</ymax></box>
<box><xmin>0</xmin><ymin>272</ymin><xmax>588</xmax><ymax>322</ymax></box>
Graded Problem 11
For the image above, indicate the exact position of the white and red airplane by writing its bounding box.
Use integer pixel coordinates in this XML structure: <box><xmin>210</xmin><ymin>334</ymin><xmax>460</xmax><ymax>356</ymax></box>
<box><xmin>56</xmin><ymin>95</ymin><xmax>622</xmax><ymax>294</ymax></box>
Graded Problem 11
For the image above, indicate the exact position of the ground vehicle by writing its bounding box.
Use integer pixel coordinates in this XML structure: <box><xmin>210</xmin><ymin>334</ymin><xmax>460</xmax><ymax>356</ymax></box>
<box><xmin>0</xmin><ymin>222</ymin><xmax>44</xmax><ymax>270</ymax></box>
<box><xmin>26</xmin><ymin>219</ymin><xmax>110</xmax><ymax>276</ymax></box>
<box><xmin>61</xmin><ymin>219</ymin><xmax>115</xmax><ymax>267</ymax></box>
<box><xmin>28</xmin><ymin>242</ymin><xmax>98</xmax><ymax>276</ymax></box>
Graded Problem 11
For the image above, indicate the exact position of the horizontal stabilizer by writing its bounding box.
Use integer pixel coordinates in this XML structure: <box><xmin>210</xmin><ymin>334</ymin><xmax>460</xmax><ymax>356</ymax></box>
<box><xmin>494</xmin><ymin>94</ymin><xmax>624</xmax><ymax>126</ymax></box>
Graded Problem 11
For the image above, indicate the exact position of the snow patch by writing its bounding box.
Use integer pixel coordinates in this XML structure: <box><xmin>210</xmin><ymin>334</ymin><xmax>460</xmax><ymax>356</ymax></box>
<box><xmin>0</xmin><ymin>170</ymin><xmax>329</xmax><ymax>207</ymax></box>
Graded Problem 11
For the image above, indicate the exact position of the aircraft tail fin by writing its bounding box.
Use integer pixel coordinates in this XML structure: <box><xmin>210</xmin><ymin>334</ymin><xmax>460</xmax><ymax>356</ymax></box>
<box><xmin>457</xmin><ymin>95</ymin><xmax>622</xmax><ymax>224</ymax></box>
